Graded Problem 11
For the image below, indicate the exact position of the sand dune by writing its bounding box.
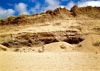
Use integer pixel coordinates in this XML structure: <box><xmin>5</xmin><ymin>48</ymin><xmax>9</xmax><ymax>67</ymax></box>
<box><xmin>0</xmin><ymin>6</ymin><xmax>100</xmax><ymax>71</ymax></box>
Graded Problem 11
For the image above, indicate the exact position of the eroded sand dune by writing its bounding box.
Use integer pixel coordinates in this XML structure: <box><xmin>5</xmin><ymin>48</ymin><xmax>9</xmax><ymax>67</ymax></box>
<box><xmin>0</xmin><ymin>6</ymin><xmax>100</xmax><ymax>71</ymax></box>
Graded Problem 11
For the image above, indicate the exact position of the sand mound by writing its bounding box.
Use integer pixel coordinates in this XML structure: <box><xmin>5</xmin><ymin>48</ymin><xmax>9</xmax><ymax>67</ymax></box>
<box><xmin>44</xmin><ymin>42</ymin><xmax>74</xmax><ymax>52</ymax></box>
<box><xmin>75</xmin><ymin>34</ymin><xmax>100</xmax><ymax>52</ymax></box>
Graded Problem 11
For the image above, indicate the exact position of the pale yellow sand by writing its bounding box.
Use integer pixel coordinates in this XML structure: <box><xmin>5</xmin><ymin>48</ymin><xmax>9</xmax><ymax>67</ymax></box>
<box><xmin>0</xmin><ymin>52</ymin><xmax>100</xmax><ymax>71</ymax></box>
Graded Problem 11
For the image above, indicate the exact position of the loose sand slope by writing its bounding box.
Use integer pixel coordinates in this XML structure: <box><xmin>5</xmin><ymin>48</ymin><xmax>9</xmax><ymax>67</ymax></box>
<box><xmin>0</xmin><ymin>52</ymin><xmax>100</xmax><ymax>71</ymax></box>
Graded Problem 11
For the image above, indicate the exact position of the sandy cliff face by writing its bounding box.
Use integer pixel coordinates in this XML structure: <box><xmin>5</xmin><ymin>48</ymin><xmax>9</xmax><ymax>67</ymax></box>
<box><xmin>0</xmin><ymin>6</ymin><xmax>100</xmax><ymax>52</ymax></box>
<box><xmin>71</xmin><ymin>5</ymin><xmax>100</xmax><ymax>18</ymax></box>
<box><xmin>0</xmin><ymin>5</ymin><xmax>100</xmax><ymax>25</ymax></box>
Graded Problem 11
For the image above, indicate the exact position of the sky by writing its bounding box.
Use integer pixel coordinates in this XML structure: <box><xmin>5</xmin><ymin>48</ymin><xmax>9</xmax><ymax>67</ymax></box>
<box><xmin>0</xmin><ymin>0</ymin><xmax>100</xmax><ymax>18</ymax></box>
